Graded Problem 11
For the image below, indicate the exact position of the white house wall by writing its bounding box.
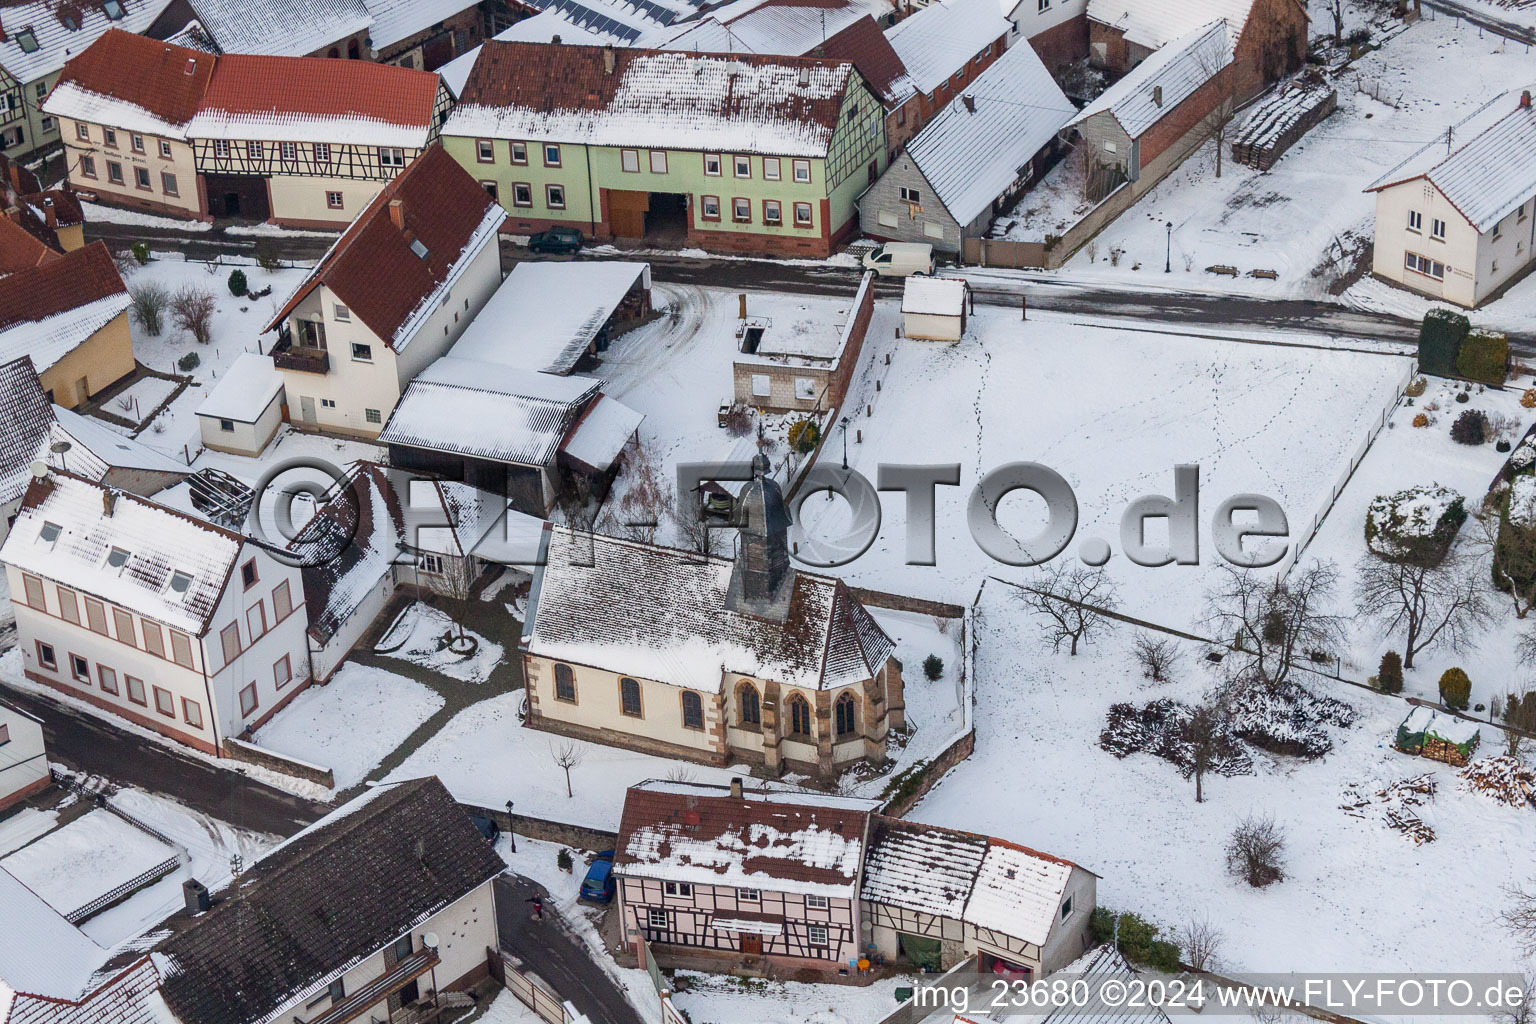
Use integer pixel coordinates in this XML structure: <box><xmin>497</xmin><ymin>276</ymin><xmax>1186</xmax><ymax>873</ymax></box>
<box><xmin>1370</xmin><ymin>181</ymin><xmax>1482</xmax><ymax>306</ymax></box>
<box><xmin>0</xmin><ymin>702</ymin><xmax>47</xmax><ymax>808</ymax></box>
<box><xmin>310</xmin><ymin>570</ymin><xmax>395</xmax><ymax>682</ymax></box>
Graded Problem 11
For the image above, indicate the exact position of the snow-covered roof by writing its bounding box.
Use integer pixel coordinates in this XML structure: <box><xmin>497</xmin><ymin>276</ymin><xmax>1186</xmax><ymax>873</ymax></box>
<box><xmin>903</xmin><ymin>39</ymin><xmax>1072</xmax><ymax>225</ymax></box>
<box><xmin>513</xmin><ymin>0</ymin><xmax>709</xmax><ymax>44</ymax></box>
<box><xmin>379</xmin><ymin>359</ymin><xmax>600</xmax><ymax>467</ymax></box>
<box><xmin>0</xmin><ymin>357</ymin><xmax>54</xmax><ymax>508</ymax></box>
<box><xmin>560</xmin><ymin>393</ymin><xmax>643</xmax><ymax>472</ymax></box>
<box><xmin>1073</xmin><ymin>20</ymin><xmax>1229</xmax><ymax>139</ymax></box>
<box><xmin>182</xmin><ymin>0</ymin><xmax>372</xmax><ymax>57</ymax></box>
<box><xmin>41</xmin><ymin>30</ymin><xmax>214</xmax><ymax>139</ymax></box>
<box><xmin>364</xmin><ymin>0</ymin><xmax>480</xmax><ymax>51</ymax></box>
<box><xmin>447</xmin><ymin>42</ymin><xmax>855</xmax><ymax>158</ymax></box>
<box><xmin>0</xmin><ymin>866</ymin><xmax>111</xmax><ymax>1004</ymax></box>
<box><xmin>885</xmin><ymin>0</ymin><xmax>1008</xmax><ymax>95</ymax></box>
<box><xmin>860</xmin><ymin>816</ymin><xmax>989</xmax><ymax>919</ymax></box>
<box><xmin>0</xmin><ymin>292</ymin><xmax>129</xmax><ymax>376</ymax></box>
<box><xmin>1085</xmin><ymin>0</ymin><xmax>1254</xmax><ymax>52</ymax></box>
<box><xmin>290</xmin><ymin>462</ymin><xmax>404</xmax><ymax>645</ymax></box>
<box><xmin>1033</xmin><ymin>946</ymin><xmax>1169</xmax><ymax>1024</ymax></box>
<box><xmin>50</xmin><ymin>406</ymin><xmax>189</xmax><ymax>477</ymax></box>
<box><xmin>1</xmin><ymin>473</ymin><xmax>243</xmax><ymax>635</ymax></box>
<box><xmin>196</xmin><ymin>353</ymin><xmax>284</xmax><ymax>423</ymax></box>
<box><xmin>901</xmin><ymin>275</ymin><xmax>965</xmax><ymax>316</ymax></box>
<box><xmin>1366</xmin><ymin>88</ymin><xmax>1536</xmax><ymax>235</ymax></box>
<box><xmin>450</xmin><ymin>261</ymin><xmax>650</xmax><ymax>374</ymax></box>
<box><xmin>962</xmin><ymin>840</ymin><xmax>1076</xmax><ymax>945</ymax></box>
<box><xmin>523</xmin><ymin>525</ymin><xmax>896</xmax><ymax>692</ymax></box>
<box><xmin>412</xmin><ymin>477</ymin><xmax>508</xmax><ymax>559</ymax></box>
<box><xmin>43</xmin><ymin>79</ymin><xmax>194</xmax><ymax>139</ymax></box>
<box><xmin>0</xmin><ymin>0</ymin><xmax>171</xmax><ymax>84</ymax></box>
<box><xmin>438</xmin><ymin>15</ymin><xmax>608</xmax><ymax>96</ymax></box>
<box><xmin>0</xmin><ymin>243</ymin><xmax>130</xmax><ymax>376</ymax></box>
<box><xmin>613</xmin><ymin>780</ymin><xmax>872</xmax><ymax>898</ymax></box>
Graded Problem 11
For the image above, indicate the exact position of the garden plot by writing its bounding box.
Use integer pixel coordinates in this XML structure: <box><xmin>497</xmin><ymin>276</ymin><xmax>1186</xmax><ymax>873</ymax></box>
<box><xmin>793</xmin><ymin>306</ymin><xmax>1410</xmax><ymax>627</ymax></box>
<box><xmin>993</xmin><ymin>11</ymin><xmax>1536</xmax><ymax>299</ymax></box>
<box><xmin>376</xmin><ymin>601</ymin><xmax>505</xmax><ymax>684</ymax></box>
<box><xmin>1302</xmin><ymin>374</ymin><xmax>1536</xmax><ymax>710</ymax></box>
<box><xmin>251</xmin><ymin>662</ymin><xmax>445</xmax><ymax>790</ymax></box>
<box><xmin>911</xmin><ymin>583</ymin><xmax>1535</xmax><ymax>978</ymax></box>
<box><xmin>0</xmin><ymin>809</ymin><xmax>176</xmax><ymax>919</ymax></box>
<box><xmin>106</xmin><ymin>376</ymin><xmax>180</xmax><ymax>424</ymax></box>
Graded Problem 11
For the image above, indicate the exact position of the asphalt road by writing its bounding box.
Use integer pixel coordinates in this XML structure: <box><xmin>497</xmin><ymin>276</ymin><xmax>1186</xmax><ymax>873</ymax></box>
<box><xmin>495</xmin><ymin>874</ymin><xmax>647</xmax><ymax>1024</ymax></box>
<box><xmin>0</xmin><ymin>681</ymin><xmax>330</xmax><ymax>836</ymax></box>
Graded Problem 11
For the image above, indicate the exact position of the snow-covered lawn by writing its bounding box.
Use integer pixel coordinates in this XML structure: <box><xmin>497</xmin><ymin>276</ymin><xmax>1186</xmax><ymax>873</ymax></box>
<box><xmin>793</xmin><ymin>306</ymin><xmax>1411</xmax><ymax>625</ymax></box>
<box><xmin>670</xmin><ymin>973</ymin><xmax>917</xmax><ymax>1024</ymax></box>
<box><xmin>376</xmin><ymin>601</ymin><xmax>506</xmax><ymax>685</ymax></box>
<box><xmin>106</xmin><ymin>376</ymin><xmax>179</xmax><ymax>423</ymax></box>
<box><xmin>0</xmin><ymin>808</ymin><xmax>176</xmax><ymax>918</ymax></box>
<box><xmin>994</xmin><ymin>11</ymin><xmax>1536</xmax><ymax>301</ymax></box>
<box><xmin>252</xmin><ymin>662</ymin><xmax>445</xmax><ymax>790</ymax></box>
<box><xmin>385</xmin><ymin>691</ymin><xmax>748</xmax><ymax>829</ymax></box>
<box><xmin>911</xmin><ymin>583</ymin><xmax>1534</xmax><ymax>978</ymax></box>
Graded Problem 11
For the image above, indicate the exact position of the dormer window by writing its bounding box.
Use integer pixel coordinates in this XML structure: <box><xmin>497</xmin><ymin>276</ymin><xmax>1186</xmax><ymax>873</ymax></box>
<box><xmin>39</xmin><ymin>521</ymin><xmax>61</xmax><ymax>543</ymax></box>
<box><xmin>107</xmin><ymin>547</ymin><xmax>130</xmax><ymax>568</ymax></box>
<box><xmin>61</xmin><ymin>13</ymin><xmax>79</xmax><ymax>30</ymax></box>
<box><xmin>169</xmin><ymin>570</ymin><xmax>193</xmax><ymax>594</ymax></box>
<box><xmin>102</xmin><ymin>0</ymin><xmax>125</xmax><ymax>19</ymax></box>
<box><xmin>16</xmin><ymin>28</ymin><xmax>39</xmax><ymax>53</ymax></box>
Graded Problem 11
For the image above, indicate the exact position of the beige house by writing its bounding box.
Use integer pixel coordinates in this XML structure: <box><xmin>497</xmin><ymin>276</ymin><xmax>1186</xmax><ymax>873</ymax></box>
<box><xmin>195</xmin><ymin>351</ymin><xmax>285</xmax><ymax>456</ymax></box>
<box><xmin>0</xmin><ymin>697</ymin><xmax>48</xmax><ymax>811</ymax></box>
<box><xmin>1365</xmin><ymin>87</ymin><xmax>1536</xmax><ymax>308</ymax></box>
<box><xmin>733</xmin><ymin>271</ymin><xmax>874</xmax><ymax>414</ymax></box>
<box><xmin>901</xmin><ymin>276</ymin><xmax>967</xmax><ymax>341</ymax></box>
<box><xmin>0</xmin><ymin>242</ymin><xmax>133</xmax><ymax>409</ymax></box>
<box><xmin>2</xmin><ymin>472</ymin><xmax>311</xmax><ymax>756</ymax></box>
<box><xmin>521</xmin><ymin>457</ymin><xmax>904</xmax><ymax>781</ymax></box>
<box><xmin>45</xmin><ymin>29</ymin><xmax>453</xmax><ymax>227</ymax></box>
<box><xmin>265</xmin><ymin>145</ymin><xmax>507</xmax><ymax>438</ymax></box>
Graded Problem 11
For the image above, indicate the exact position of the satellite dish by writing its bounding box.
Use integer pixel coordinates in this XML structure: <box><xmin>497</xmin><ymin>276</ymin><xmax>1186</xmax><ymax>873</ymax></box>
<box><xmin>49</xmin><ymin>440</ymin><xmax>72</xmax><ymax>455</ymax></box>
<box><xmin>423</xmin><ymin>932</ymin><xmax>439</xmax><ymax>950</ymax></box>
<box><xmin>29</xmin><ymin>460</ymin><xmax>47</xmax><ymax>479</ymax></box>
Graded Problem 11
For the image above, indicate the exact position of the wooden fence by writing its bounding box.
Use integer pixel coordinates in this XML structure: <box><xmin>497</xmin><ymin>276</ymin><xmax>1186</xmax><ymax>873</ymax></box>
<box><xmin>960</xmin><ymin>237</ymin><xmax>1047</xmax><ymax>269</ymax></box>
<box><xmin>493</xmin><ymin>951</ymin><xmax>586</xmax><ymax>1024</ymax></box>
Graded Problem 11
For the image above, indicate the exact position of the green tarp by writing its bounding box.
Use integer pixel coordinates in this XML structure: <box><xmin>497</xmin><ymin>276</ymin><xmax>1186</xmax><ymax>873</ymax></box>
<box><xmin>899</xmin><ymin>933</ymin><xmax>943</xmax><ymax>971</ymax></box>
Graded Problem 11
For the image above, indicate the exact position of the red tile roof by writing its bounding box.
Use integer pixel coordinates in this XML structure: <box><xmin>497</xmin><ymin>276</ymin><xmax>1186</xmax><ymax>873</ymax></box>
<box><xmin>0</xmin><ymin>241</ymin><xmax>125</xmax><ymax>331</ymax></box>
<box><xmin>0</xmin><ymin>215</ymin><xmax>58</xmax><ymax>275</ymax></box>
<box><xmin>49</xmin><ymin>28</ymin><xmax>214</xmax><ymax>127</ymax></box>
<box><xmin>199</xmin><ymin>53</ymin><xmax>440</xmax><ymax>127</ymax></box>
<box><xmin>265</xmin><ymin>145</ymin><xmax>503</xmax><ymax>347</ymax></box>
<box><xmin>818</xmin><ymin>15</ymin><xmax>913</xmax><ymax>106</ymax></box>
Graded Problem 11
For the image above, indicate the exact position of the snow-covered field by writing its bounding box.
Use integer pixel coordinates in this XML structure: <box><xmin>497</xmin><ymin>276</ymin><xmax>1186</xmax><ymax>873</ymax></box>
<box><xmin>994</xmin><ymin>9</ymin><xmax>1536</xmax><ymax>306</ymax></box>
<box><xmin>252</xmin><ymin>662</ymin><xmax>446</xmax><ymax>790</ymax></box>
<box><xmin>0</xmin><ymin>808</ymin><xmax>175</xmax><ymax>917</ymax></box>
<box><xmin>376</xmin><ymin>601</ymin><xmax>506</xmax><ymax>685</ymax></box>
<box><xmin>911</xmin><ymin>583</ymin><xmax>1534</xmax><ymax>979</ymax></box>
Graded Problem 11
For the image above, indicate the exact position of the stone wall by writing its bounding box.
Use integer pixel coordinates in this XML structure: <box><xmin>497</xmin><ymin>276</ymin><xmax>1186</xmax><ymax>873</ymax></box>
<box><xmin>462</xmin><ymin>802</ymin><xmax>619</xmax><ymax>851</ymax></box>
<box><xmin>222</xmin><ymin>736</ymin><xmax>335</xmax><ymax>789</ymax></box>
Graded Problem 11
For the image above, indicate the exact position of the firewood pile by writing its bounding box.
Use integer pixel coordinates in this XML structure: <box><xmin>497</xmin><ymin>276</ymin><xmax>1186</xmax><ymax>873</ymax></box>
<box><xmin>1459</xmin><ymin>755</ymin><xmax>1536</xmax><ymax>807</ymax></box>
<box><xmin>1231</xmin><ymin>73</ymin><xmax>1338</xmax><ymax>171</ymax></box>
<box><xmin>1422</xmin><ymin>733</ymin><xmax>1477</xmax><ymax>767</ymax></box>
<box><xmin>1340</xmin><ymin>774</ymin><xmax>1438</xmax><ymax>843</ymax></box>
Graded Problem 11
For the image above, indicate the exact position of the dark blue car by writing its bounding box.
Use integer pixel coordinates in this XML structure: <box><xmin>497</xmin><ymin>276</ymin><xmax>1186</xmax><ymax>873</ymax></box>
<box><xmin>580</xmin><ymin>852</ymin><xmax>615</xmax><ymax>902</ymax></box>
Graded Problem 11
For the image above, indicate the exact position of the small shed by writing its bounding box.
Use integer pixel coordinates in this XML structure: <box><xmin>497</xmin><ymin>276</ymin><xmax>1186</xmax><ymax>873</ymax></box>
<box><xmin>1396</xmin><ymin>706</ymin><xmax>1481</xmax><ymax>766</ymax></box>
<box><xmin>196</xmin><ymin>353</ymin><xmax>285</xmax><ymax>456</ymax></box>
<box><xmin>902</xmin><ymin>277</ymin><xmax>967</xmax><ymax>342</ymax></box>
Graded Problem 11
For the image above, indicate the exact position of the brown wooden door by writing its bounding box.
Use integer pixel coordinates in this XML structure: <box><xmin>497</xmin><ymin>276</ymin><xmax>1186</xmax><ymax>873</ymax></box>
<box><xmin>741</xmin><ymin>935</ymin><xmax>763</xmax><ymax>955</ymax></box>
<box><xmin>608</xmin><ymin>189</ymin><xmax>650</xmax><ymax>239</ymax></box>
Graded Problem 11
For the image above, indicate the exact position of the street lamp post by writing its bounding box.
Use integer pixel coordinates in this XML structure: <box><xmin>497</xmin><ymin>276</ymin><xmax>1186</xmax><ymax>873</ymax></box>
<box><xmin>840</xmin><ymin>416</ymin><xmax>850</xmax><ymax>470</ymax></box>
<box><xmin>505</xmin><ymin>800</ymin><xmax>516</xmax><ymax>853</ymax></box>
<box><xmin>1164</xmin><ymin>221</ymin><xmax>1173</xmax><ymax>273</ymax></box>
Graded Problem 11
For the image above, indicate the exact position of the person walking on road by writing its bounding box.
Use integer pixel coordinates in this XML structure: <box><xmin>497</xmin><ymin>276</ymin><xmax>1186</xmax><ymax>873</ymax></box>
<box><xmin>526</xmin><ymin>895</ymin><xmax>545</xmax><ymax>920</ymax></box>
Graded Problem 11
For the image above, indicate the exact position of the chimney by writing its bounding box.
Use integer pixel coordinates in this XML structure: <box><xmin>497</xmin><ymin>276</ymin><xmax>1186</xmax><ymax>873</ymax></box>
<box><xmin>102</xmin><ymin>491</ymin><xmax>117</xmax><ymax>517</ymax></box>
<box><xmin>1152</xmin><ymin>85</ymin><xmax>1163</xmax><ymax>107</ymax></box>
<box><xmin>603</xmin><ymin>43</ymin><xmax>616</xmax><ymax>75</ymax></box>
<box><xmin>43</xmin><ymin>196</ymin><xmax>55</xmax><ymax>228</ymax></box>
<box><xmin>730</xmin><ymin>777</ymin><xmax>743</xmax><ymax>799</ymax></box>
<box><xmin>551</xmin><ymin>33</ymin><xmax>561</xmax><ymax>44</ymax></box>
<box><xmin>961</xmin><ymin>94</ymin><xmax>975</xmax><ymax>113</ymax></box>
<box><xmin>798</xmin><ymin>65</ymin><xmax>810</xmax><ymax>87</ymax></box>
<box><xmin>1523</xmin><ymin>89</ymin><xmax>1532</xmax><ymax>109</ymax></box>
<box><xmin>7</xmin><ymin>164</ymin><xmax>18</xmax><ymax>190</ymax></box>
<box><xmin>183</xmin><ymin>878</ymin><xmax>211</xmax><ymax>914</ymax></box>
<box><xmin>388</xmin><ymin>198</ymin><xmax>404</xmax><ymax>231</ymax></box>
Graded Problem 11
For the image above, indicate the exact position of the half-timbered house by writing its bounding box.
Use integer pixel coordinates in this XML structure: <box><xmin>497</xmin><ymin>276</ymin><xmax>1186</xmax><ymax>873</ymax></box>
<box><xmin>860</xmin><ymin>815</ymin><xmax>1097</xmax><ymax>977</ymax></box>
<box><xmin>520</xmin><ymin>455</ymin><xmax>904</xmax><ymax>780</ymax></box>
<box><xmin>45</xmin><ymin>29</ymin><xmax>453</xmax><ymax>227</ymax></box>
<box><xmin>614</xmin><ymin>778</ymin><xmax>877</xmax><ymax>977</ymax></box>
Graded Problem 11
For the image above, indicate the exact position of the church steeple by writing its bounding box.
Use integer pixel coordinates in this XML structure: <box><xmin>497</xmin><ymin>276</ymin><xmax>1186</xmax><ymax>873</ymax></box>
<box><xmin>725</xmin><ymin>453</ymin><xmax>794</xmax><ymax>620</ymax></box>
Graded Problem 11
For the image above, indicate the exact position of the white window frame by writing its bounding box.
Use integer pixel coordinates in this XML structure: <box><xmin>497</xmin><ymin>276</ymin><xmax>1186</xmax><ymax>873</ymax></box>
<box><xmin>805</xmin><ymin>894</ymin><xmax>830</xmax><ymax>909</ymax></box>
<box><xmin>808</xmin><ymin>924</ymin><xmax>829</xmax><ymax>946</ymax></box>
<box><xmin>649</xmin><ymin>150</ymin><xmax>668</xmax><ymax>174</ymax></box>
<box><xmin>621</xmin><ymin>148</ymin><xmax>640</xmax><ymax>172</ymax></box>
<box><xmin>763</xmin><ymin>156</ymin><xmax>781</xmax><ymax>180</ymax></box>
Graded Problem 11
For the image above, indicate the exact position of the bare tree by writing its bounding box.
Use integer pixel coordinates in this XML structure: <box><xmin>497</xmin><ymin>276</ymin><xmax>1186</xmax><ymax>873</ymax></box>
<box><xmin>1356</xmin><ymin>549</ymin><xmax>1490</xmax><ymax>669</ymax></box>
<box><xmin>1191</xmin><ymin>47</ymin><xmax>1238</xmax><ymax>178</ymax></box>
<box><xmin>129</xmin><ymin>282</ymin><xmax>168</xmax><ymax>337</ymax></box>
<box><xmin>1202</xmin><ymin>562</ymin><xmax>1345</xmax><ymax>687</ymax></box>
<box><xmin>600</xmin><ymin>443</ymin><xmax>674</xmax><ymax>544</ymax></box>
<box><xmin>1327</xmin><ymin>0</ymin><xmax>1344</xmax><ymax>44</ymax></box>
<box><xmin>426</xmin><ymin>550</ymin><xmax>476</xmax><ymax>642</ymax></box>
<box><xmin>1186</xmin><ymin>686</ymin><xmax>1235</xmax><ymax>803</ymax></box>
<box><xmin>551</xmin><ymin>741</ymin><xmax>585</xmax><ymax>798</ymax></box>
<box><xmin>171</xmin><ymin>285</ymin><xmax>217</xmax><ymax>345</ymax></box>
<box><xmin>1016</xmin><ymin>563</ymin><xmax>1120</xmax><ymax>655</ymax></box>
<box><xmin>1226</xmin><ymin>814</ymin><xmax>1286</xmax><ymax>888</ymax></box>
<box><xmin>1134</xmin><ymin>633</ymin><xmax>1183</xmax><ymax>683</ymax></box>
<box><xmin>1498</xmin><ymin>691</ymin><xmax>1536</xmax><ymax>759</ymax></box>
<box><xmin>1491</xmin><ymin>971</ymin><xmax>1535</xmax><ymax>1024</ymax></box>
<box><xmin>1503</xmin><ymin>882</ymin><xmax>1536</xmax><ymax>958</ymax></box>
<box><xmin>664</xmin><ymin>764</ymin><xmax>697</xmax><ymax>784</ymax></box>
<box><xmin>1472</xmin><ymin>500</ymin><xmax>1536</xmax><ymax>620</ymax></box>
<box><xmin>1178</xmin><ymin>916</ymin><xmax>1224</xmax><ymax>971</ymax></box>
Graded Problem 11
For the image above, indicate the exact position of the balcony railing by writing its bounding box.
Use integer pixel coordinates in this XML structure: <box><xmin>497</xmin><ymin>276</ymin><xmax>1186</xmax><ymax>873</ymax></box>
<box><xmin>271</xmin><ymin>336</ymin><xmax>330</xmax><ymax>374</ymax></box>
<box><xmin>302</xmin><ymin>947</ymin><xmax>440</xmax><ymax>1024</ymax></box>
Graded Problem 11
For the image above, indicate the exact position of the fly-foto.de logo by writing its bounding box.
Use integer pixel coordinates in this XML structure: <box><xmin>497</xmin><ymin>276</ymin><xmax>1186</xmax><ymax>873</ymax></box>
<box><xmin>677</xmin><ymin>462</ymin><xmax>1290</xmax><ymax>570</ymax></box>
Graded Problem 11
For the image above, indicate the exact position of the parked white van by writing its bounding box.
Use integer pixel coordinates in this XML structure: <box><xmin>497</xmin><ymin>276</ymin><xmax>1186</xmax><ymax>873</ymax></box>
<box><xmin>862</xmin><ymin>242</ymin><xmax>935</xmax><ymax>278</ymax></box>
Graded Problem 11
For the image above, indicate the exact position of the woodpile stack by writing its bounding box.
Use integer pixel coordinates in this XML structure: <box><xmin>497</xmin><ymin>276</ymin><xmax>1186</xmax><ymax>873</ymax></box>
<box><xmin>1460</xmin><ymin>755</ymin><xmax>1536</xmax><ymax>807</ymax></box>
<box><xmin>1231</xmin><ymin>75</ymin><xmax>1338</xmax><ymax>171</ymax></box>
<box><xmin>1340</xmin><ymin>774</ymin><xmax>1437</xmax><ymax>842</ymax></box>
<box><xmin>1422</xmin><ymin>733</ymin><xmax>1476</xmax><ymax>767</ymax></box>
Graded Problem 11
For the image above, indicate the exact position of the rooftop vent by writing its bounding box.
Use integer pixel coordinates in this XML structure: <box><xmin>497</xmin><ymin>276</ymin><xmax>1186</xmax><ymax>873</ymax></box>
<box><xmin>1152</xmin><ymin>85</ymin><xmax>1162</xmax><ymax>107</ymax></box>
<box><xmin>962</xmin><ymin>94</ymin><xmax>975</xmax><ymax>113</ymax></box>
<box><xmin>185</xmin><ymin>58</ymin><xmax>197</xmax><ymax>75</ymax></box>
<box><xmin>183</xmin><ymin>878</ymin><xmax>211</xmax><ymax>914</ymax></box>
<box><xmin>1523</xmin><ymin>89</ymin><xmax>1532</xmax><ymax>109</ymax></box>
<box><xmin>102</xmin><ymin>491</ymin><xmax>117</xmax><ymax>517</ymax></box>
